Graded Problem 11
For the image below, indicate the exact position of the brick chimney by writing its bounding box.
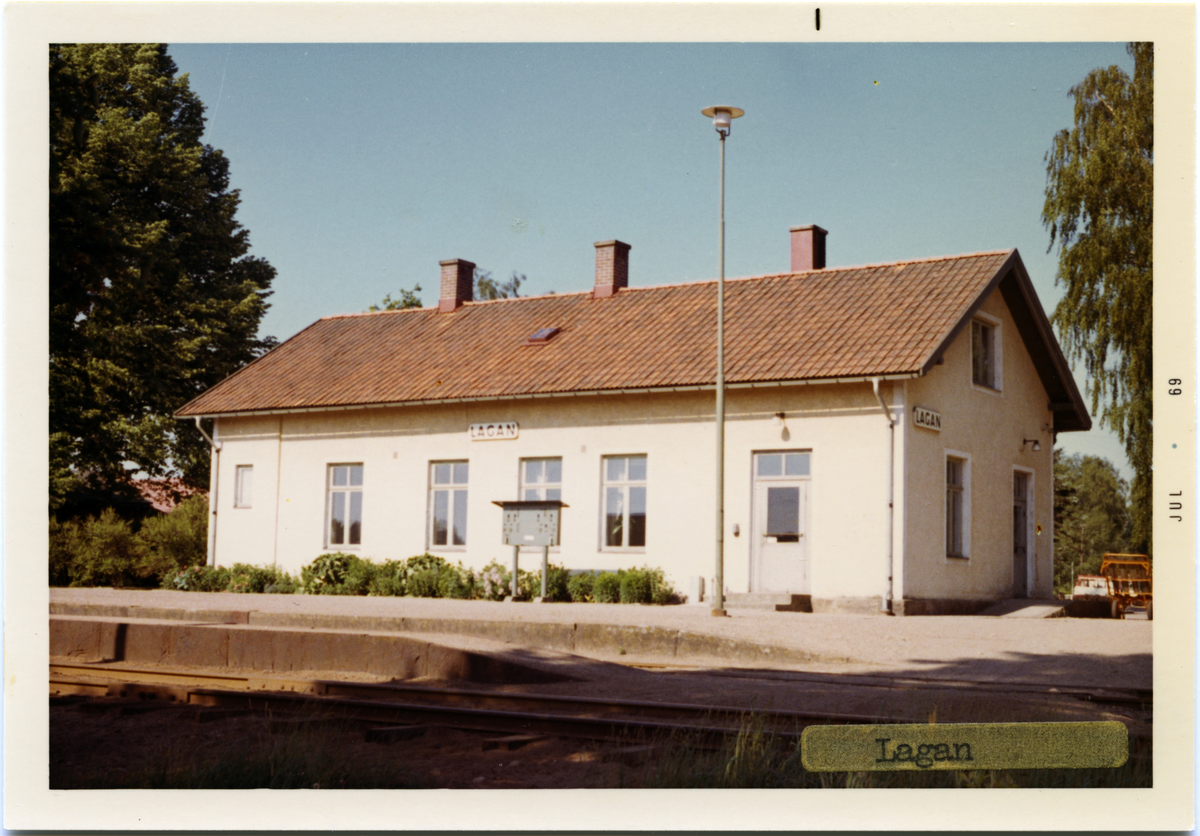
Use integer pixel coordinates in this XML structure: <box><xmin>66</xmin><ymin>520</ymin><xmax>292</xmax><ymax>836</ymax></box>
<box><xmin>438</xmin><ymin>258</ymin><xmax>475</xmax><ymax>313</ymax></box>
<box><xmin>790</xmin><ymin>225</ymin><xmax>828</xmax><ymax>272</ymax></box>
<box><xmin>593</xmin><ymin>240</ymin><xmax>631</xmax><ymax>298</ymax></box>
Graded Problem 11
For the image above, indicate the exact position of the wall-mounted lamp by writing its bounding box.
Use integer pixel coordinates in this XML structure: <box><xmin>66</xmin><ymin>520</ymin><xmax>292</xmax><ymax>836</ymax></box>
<box><xmin>1022</xmin><ymin>438</ymin><xmax>1042</xmax><ymax>452</ymax></box>
<box><xmin>773</xmin><ymin>412</ymin><xmax>786</xmax><ymax>428</ymax></box>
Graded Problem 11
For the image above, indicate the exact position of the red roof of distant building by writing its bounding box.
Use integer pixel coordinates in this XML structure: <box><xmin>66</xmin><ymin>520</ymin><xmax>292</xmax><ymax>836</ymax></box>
<box><xmin>133</xmin><ymin>478</ymin><xmax>204</xmax><ymax>514</ymax></box>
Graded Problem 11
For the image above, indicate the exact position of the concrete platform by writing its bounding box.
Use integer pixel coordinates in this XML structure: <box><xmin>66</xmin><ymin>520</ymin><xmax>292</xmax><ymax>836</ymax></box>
<box><xmin>48</xmin><ymin>587</ymin><xmax>1152</xmax><ymax>688</ymax></box>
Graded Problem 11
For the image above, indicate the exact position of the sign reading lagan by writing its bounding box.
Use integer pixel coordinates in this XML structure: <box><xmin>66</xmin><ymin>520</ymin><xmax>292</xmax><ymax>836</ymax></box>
<box><xmin>801</xmin><ymin>722</ymin><xmax>1127</xmax><ymax>772</ymax></box>
<box><xmin>912</xmin><ymin>406</ymin><xmax>942</xmax><ymax>432</ymax></box>
<box><xmin>469</xmin><ymin>421</ymin><xmax>518</xmax><ymax>440</ymax></box>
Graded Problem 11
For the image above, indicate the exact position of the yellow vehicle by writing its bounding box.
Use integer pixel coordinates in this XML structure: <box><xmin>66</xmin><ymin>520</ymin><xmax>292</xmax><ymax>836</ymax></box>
<box><xmin>1100</xmin><ymin>554</ymin><xmax>1152</xmax><ymax>620</ymax></box>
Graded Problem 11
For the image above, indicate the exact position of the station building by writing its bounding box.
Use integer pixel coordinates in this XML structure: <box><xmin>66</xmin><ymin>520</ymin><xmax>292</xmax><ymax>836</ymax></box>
<box><xmin>176</xmin><ymin>226</ymin><xmax>1090</xmax><ymax>614</ymax></box>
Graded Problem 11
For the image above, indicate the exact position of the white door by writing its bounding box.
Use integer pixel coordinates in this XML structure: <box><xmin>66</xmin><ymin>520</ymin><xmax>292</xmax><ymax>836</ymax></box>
<box><xmin>751</xmin><ymin>452</ymin><xmax>811</xmax><ymax>593</ymax></box>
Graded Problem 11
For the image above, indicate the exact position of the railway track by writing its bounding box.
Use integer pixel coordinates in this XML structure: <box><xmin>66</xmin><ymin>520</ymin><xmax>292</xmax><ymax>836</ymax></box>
<box><xmin>50</xmin><ymin>662</ymin><xmax>889</xmax><ymax>747</ymax></box>
<box><xmin>628</xmin><ymin>663</ymin><xmax>1152</xmax><ymax>708</ymax></box>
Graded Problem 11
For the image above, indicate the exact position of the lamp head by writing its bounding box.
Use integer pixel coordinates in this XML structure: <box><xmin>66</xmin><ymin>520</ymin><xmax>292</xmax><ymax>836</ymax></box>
<box><xmin>701</xmin><ymin>105</ymin><xmax>745</xmax><ymax>135</ymax></box>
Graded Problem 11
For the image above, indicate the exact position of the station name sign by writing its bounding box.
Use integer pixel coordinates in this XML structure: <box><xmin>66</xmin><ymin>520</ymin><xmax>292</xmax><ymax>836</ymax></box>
<box><xmin>469</xmin><ymin>421</ymin><xmax>519</xmax><ymax>441</ymax></box>
<box><xmin>913</xmin><ymin>407</ymin><xmax>942</xmax><ymax>432</ymax></box>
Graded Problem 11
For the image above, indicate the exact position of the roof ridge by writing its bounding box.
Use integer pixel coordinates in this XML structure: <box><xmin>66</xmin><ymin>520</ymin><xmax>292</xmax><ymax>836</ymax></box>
<box><xmin>318</xmin><ymin>250</ymin><xmax>1014</xmax><ymax>320</ymax></box>
<box><xmin>320</xmin><ymin>289</ymin><xmax>591</xmax><ymax>320</ymax></box>
<box><xmin>613</xmin><ymin>249</ymin><xmax>1015</xmax><ymax>293</ymax></box>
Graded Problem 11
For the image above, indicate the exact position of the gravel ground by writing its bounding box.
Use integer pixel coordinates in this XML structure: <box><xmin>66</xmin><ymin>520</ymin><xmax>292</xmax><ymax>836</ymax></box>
<box><xmin>51</xmin><ymin>587</ymin><xmax>1152</xmax><ymax>689</ymax></box>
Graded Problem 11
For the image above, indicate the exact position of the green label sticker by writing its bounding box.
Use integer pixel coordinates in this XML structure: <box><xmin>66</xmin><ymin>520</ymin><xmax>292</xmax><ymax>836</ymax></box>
<box><xmin>801</xmin><ymin>722</ymin><xmax>1128</xmax><ymax>772</ymax></box>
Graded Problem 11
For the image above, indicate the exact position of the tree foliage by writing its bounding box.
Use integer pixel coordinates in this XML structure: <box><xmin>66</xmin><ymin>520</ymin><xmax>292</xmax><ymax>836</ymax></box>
<box><xmin>1043</xmin><ymin>42</ymin><xmax>1152</xmax><ymax>552</ymax></box>
<box><xmin>474</xmin><ymin>268</ymin><xmax>524</xmax><ymax>300</ymax></box>
<box><xmin>369</xmin><ymin>268</ymin><xmax>526</xmax><ymax>311</ymax></box>
<box><xmin>368</xmin><ymin>283</ymin><xmax>423</xmax><ymax>311</ymax></box>
<box><xmin>50</xmin><ymin>44</ymin><xmax>275</xmax><ymax>512</ymax></box>
<box><xmin>1053</xmin><ymin>450</ymin><xmax>1131</xmax><ymax>594</ymax></box>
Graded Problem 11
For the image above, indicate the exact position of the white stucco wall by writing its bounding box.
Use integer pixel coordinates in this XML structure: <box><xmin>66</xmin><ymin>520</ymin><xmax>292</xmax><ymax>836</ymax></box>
<box><xmin>210</xmin><ymin>382</ymin><xmax>904</xmax><ymax>602</ymax></box>
<box><xmin>209</xmin><ymin>286</ymin><xmax>1062</xmax><ymax>608</ymax></box>
<box><xmin>902</xmin><ymin>287</ymin><xmax>1056</xmax><ymax>601</ymax></box>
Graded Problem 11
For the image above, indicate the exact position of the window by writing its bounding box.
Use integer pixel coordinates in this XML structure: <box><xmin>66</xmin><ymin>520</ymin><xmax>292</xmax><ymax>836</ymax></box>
<box><xmin>755</xmin><ymin>452</ymin><xmax>811</xmax><ymax>478</ymax></box>
<box><xmin>755</xmin><ymin>452</ymin><xmax>811</xmax><ymax>544</ymax></box>
<box><xmin>521</xmin><ymin>457</ymin><xmax>562</xmax><ymax>501</ymax></box>
<box><xmin>234</xmin><ymin>465</ymin><xmax>253</xmax><ymax>508</ymax></box>
<box><xmin>429</xmin><ymin>461</ymin><xmax>469</xmax><ymax>547</ymax></box>
<box><xmin>971</xmin><ymin>318</ymin><xmax>1001</xmax><ymax>390</ymax></box>
<box><xmin>327</xmin><ymin>464</ymin><xmax>363</xmax><ymax>547</ymax></box>
<box><xmin>946</xmin><ymin>456</ymin><xmax>968</xmax><ymax>558</ymax></box>
<box><xmin>602</xmin><ymin>455</ymin><xmax>646</xmax><ymax>548</ymax></box>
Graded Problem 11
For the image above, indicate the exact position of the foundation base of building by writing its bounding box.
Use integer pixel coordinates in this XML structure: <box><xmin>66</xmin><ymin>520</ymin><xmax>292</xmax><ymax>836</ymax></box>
<box><xmin>893</xmin><ymin>597</ymin><xmax>999</xmax><ymax>616</ymax></box>
<box><xmin>810</xmin><ymin>596</ymin><xmax>999</xmax><ymax>616</ymax></box>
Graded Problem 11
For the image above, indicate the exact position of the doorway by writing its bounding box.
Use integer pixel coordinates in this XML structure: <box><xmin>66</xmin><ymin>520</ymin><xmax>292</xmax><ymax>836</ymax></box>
<box><xmin>1012</xmin><ymin>471</ymin><xmax>1031</xmax><ymax>597</ymax></box>
<box><xmin>750</xmin><ymin>451</ymin><xmax>810</xmax><ymax>593</ymax></box>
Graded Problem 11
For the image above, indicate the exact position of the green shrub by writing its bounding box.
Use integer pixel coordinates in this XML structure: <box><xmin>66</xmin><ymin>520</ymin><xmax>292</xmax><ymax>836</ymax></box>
<box><xmin>567</xmin><ymin>571</ymin><xmax>594</xmax><ymax>603</ymax></box>
<box><xmin>301</xmin><ymin>552</ymin><xmax>355</xmax><ymax>594</ymax></box>
<box><xmin>368</xmin><ymin>560</ymin><xmax>407</xmax><ymax>597</ymax></box>
<box><xmin>165</xmin><ymin>565</ymin><xmax>231</xmax><ymax>592</ymax></box>
<box><xmin>593</xmin><ymin>571</ymin><xmax>621</xmax><ymax>603</ymax></box>
<box><xmin>264</xmin><ymin>571</ymin><xmax>299</xmax><ymax>594</ymax></box>
<box><xmin>405</xmin><ymin>553</ymin><xmax>449</xmax><ymax>575</ymax></box>
<box><xmin>644</xmin><ymin>566</ymin><xmax>677</xmax><ymax>605</ymax></box>
<box><xmin>619</xmin><ymin>569</ymin><xmax>651</xmax><ymax>604</ymax></box>
<box><xmin>227</xmin><ymin>563</ymin><xmax>296</xmax><ymax>594</ymax></box>
<box><xmin>407</xmin><ymin>568</ymin><xmax>441</xmax><ymax>598</ymax></box>
<box><xmin>137</xmin><ymin>495</ymin><xmax>208</xmax><ymax>579</ymax></box>
<box><xmin>404</xmin><ymin>553</ymin><xmax>451</xmax><ymax>598</ymax></box>
<box><xmin>438</xmin><ymin>562</ymin><xmax>475</xmax><ymax>599</ymax></box>
<box><xmin>49</xmin><ymin>517</ymin><xmax>84</xmax><ymax>587</ymax></box>
<box><xmin>478</xmin><ymin>561</ymin><xmax>510</xmax><ymax>601</ymax></box>
<box><xmin>340</xmin><ymin>556</ymin><xmax>379</xmax><ymax>596</ymax></box>
<box><xmin>525</xmin><ymin>562</ymin><xmax>571</xmax><ymax>601</ymax></box>
<box><xmin>70</xmin><ymin>508</ymin><xmax>151</xmax><ymax>588</ymax></box>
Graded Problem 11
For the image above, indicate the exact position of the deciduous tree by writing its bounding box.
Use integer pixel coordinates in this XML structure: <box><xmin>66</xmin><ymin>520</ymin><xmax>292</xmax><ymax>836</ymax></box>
<box><xmin>1043</xmin><ymin>42</ymin><xmax>1152</xmax><ymax>552</ymax></box>
<box><xmin>368</xmin><ymin>284</ymin><xmax>423</xmax><ymax>311</ymax></box>
<box><xmin>1053</xmin><ymin>450</ymin><xmax>1131</xmax><ymax>593</ymax></box>
<box><xmin>50</xmin><ymin>44</ymin><xmax>275</xmax><ymax>513</ymax></box>
<box><xmin>474</xmin><ymin>268</ymin><xmax>524</xmax><ymax>300</ymax></box>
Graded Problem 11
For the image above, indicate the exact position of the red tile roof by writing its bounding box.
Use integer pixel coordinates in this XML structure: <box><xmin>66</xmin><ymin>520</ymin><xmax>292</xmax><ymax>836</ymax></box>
<box><xmin>176</xmin><ymin>249</ymin><xmax>1090</xmax><ymax>431</ymax></box>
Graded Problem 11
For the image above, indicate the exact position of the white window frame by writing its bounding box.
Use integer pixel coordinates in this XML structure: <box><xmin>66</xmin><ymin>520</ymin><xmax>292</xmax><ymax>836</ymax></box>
<box><xmin>326</xmin><ymin>463</ymin><xmax>364</xmax><ymax>549</ymax></box>
<box><xmin>600</xmin><ymin>454</ymin><xmax>647</xmax><ymax>552</ymax></box>
<box><xmin>520</xmin><ymin>457</ymin><xmax>563</xmax><ymax>552</ymax></box>
<box><xmin>234</xmin><ymin>465</ymin><xmax>253</xmax><ymax>509</ymax></box>
<box><xmin>970</xmin><ymin>312</ymin><xmax>1003</xmax><ymax>393</ymax></box>
<box><xmin>520</xmin><ymin>457</ymin><xmax>563</xmax><ymax>502</ymax></box>
<box><xmin>945</xmin><ymin>451</ymin><xmax>971</xmax><ymax>560</ymax></box>
<box><xmin>428</xmin><ymin>460</ymin><xmax>469</xmax><ymax>550</ymax></box>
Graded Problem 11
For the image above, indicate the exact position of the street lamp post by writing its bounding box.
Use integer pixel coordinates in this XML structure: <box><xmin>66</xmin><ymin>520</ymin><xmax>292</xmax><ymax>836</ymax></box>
<box><xmin>701</xmin><ymin>105</ymin><xmax>743</xmax><ymax>617</ymax></box>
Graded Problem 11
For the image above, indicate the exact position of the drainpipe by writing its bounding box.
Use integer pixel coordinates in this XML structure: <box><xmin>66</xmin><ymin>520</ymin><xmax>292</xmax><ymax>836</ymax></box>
<box><xmin>194</xmin><ymin>417</ymin><xmax>222</xmax><ymax>567</ymax></box>
<box><xmin>871</xmin><ymin>379</ymin><xmax>895</xmax><ymax>614</ymax></box>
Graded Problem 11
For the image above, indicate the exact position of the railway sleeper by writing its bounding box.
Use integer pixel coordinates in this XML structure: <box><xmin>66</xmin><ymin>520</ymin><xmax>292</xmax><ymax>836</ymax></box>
<box><xmin>366</xmin><ymin>724</ymin><xmax>429</xmax><ymax>744</ymax></box>
<box><xmin>186</xmin><ymin>688</ymin><xmax>796</xmax><ymax>749</ymax></box>
<box><xmin>481</xmin><ymin>734</ymin><xmax>545</xmax><ymax>751</ymax></box>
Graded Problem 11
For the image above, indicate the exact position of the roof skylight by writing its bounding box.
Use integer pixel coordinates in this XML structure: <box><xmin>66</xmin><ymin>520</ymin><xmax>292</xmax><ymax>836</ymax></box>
<box><xmin>526</xmin><ymin>327</ymin><xmax>561</xmax><ymax>345</ymax></box>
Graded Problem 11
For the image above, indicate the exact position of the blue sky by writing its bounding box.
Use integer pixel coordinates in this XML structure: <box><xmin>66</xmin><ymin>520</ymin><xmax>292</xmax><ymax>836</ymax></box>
<box><xmin>168</xmin><ymin>41</ymin><xmax>1135</xmax><ymax>478</ymax></box>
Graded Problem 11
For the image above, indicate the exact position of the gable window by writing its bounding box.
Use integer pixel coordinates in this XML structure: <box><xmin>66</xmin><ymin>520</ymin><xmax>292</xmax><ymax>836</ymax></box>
<box><xmin>971</xmin><ymin>317</ymin><xmax>1001</xmax><ymax>390</ymax></box>
<box><xmin>430</xmin><ymin>461</ymin><xmax>469</xmax><ymax>548</ymax></box>
<box><xmin>327</xmin><ymin>464</ymin><xmax>363</xmax><ymax>547</ymax></box>
<box><xmin>234</xmin><ymin>465</ymin><xmax>253</xmax><ymax>508</ymax></box>
<box><xmin>602</xmin><ymin>455</ymin><xmax>646</xmax><ymax>549</ymax></box>
<box><xmin>521</xmin><ymin>457</ymin><xmax>562</xmax><ymax>501</ymax></box>
<box><xmin>946</xmin><ymin>455</ymin><xmax>969</xmax><ymax>558</ymax></box>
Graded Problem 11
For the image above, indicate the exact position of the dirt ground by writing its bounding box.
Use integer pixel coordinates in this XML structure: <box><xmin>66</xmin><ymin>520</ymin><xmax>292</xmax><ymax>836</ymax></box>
<box><xmin>50</xmin><ymin>697</ymin><xmax>638</xmax><ymax>789</ymax></box>
<box><xmin>50</xmin><ymin>655</ymin><xmax>1151</xmax><ymax>790</ymax></box>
